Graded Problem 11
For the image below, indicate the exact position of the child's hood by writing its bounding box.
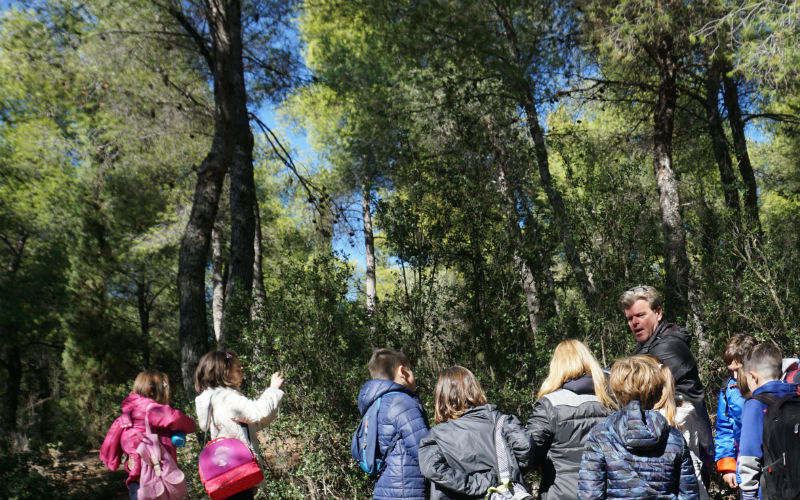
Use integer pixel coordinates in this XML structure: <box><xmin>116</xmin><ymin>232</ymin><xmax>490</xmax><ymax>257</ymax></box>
<box><xmin>753</xmin><ymin>379</ymin><xmax>798</xmax><ymax>399</ymax></box>
<box><xmin>357</xmin><ymin>378</ymin><xmax>415</xmax><ymax>415</ymax></box>
<box><xmin>120</xmin><ymin>392</ymin><xmax>158</xmax><ymax>418</ymax></box>
<box><xmin>610</xmin><ymin>400</ymin><xmax>670</xmax><ymax>453</ymax></box>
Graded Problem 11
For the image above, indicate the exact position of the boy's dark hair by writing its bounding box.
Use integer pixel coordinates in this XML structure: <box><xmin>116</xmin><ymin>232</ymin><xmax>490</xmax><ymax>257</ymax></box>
<box><xmin>368</xmin><ymin>348</ymin><xmax>410</xmax><ymax>380</ymax></box>
<box><xmin>194</xmin><ymin>350</ymin><xmax>241</xmax><ymax>393</ymax></box>
<box><xmin>745</xmin><ymin>342</ymin><xmax>782</xmax><ymax>380</ymax></box>
<box><xmin>723</xmin><ymin>333</ymin><xmax>758</xmax><ymax>364</ymax></box>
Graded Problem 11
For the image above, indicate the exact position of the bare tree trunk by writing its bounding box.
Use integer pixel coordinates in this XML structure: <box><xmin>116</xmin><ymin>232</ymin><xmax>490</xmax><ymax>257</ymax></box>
<box><xmin>0</xmin><ymin>231</ymin><xmax>25</xmax><ymax>430</ymax></box>
<box><xmin>251</xmin><ymin>199</ymin><xmax>267</xmax><ymax>321</ymax></box>
<box><xmin>178</xmin><ymin>153</ymin><xmax>225</xmax><ymax>394</ymax></box>
<box><xmin>136</xmin><ymin>279</ymin><xmax>151</xmax><ymax>368</ymax></box>
<box><xmin>496</xmin><ymin>165</ymin><xmax>541</xmax><ymax>338</ymax></box>
<box><xmin>492</xmin><ymin>1</ymin><xmax>596</xmax><ymax>312</ymax></box>
<box><xmin>521</xmin><ymin>93</ymin><xmax>598</xmax><ymax>311</ymax></box>
<box><xmin>705</xmin><ymin>60</ymin><xmax>741</xmax><ymax>224</ymax></box>
<box><xmin>211</xmin><ymin>221</ymin><xmax>226</xmax><ymax>341</ymax></box>
<box><xmin>651</xmin><ymin>34</ymin><xmax>690</xmax><ymax>322</ymax></box>
<box><xmin>220</xmin><ymin>0</ymin><xmax>256</xmax><ymax>344</ymax></box>
<box><xmin>362</xmin><ymin>183</ymin><xmax>377</xmax><ymax>333</ymax></box>
<box><xmin>721</xmin><ymin>71</ymin><xmax>762</xmax><ymax>238</ymax></box>
<box><xmin>172</xmin><ymin>0</ymin><xmax>250</xmax><ymax>394</ymax></box>
<box><xmin>2</xmin><ymin>345</ymin><xmax>21</xmax><ymax>431</ymax></box>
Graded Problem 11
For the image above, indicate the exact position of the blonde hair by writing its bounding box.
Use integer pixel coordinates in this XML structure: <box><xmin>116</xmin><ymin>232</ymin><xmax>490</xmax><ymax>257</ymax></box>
<box><xmin>133</xmin><ymin>369</ymin><xmax>171</xmax><ymax>405</ymax></box>
<box><xmin>609</xmin><ymin>355</ymin><xmax>667</xmax><ymax>411</ymax></box>
<box><xmin>434</xmin><ymin>366</ymin><xmax>487</xmax><ymax>424</ymax></box>
<box><xmin>637</xmin><ymin>355</ymin><xmax>678</xmax><ymax>426</ymax></box>
<box><xmin>538</xmin><ymin>339</ymin><xmax>616</xmax><ymax>409</ymax></box>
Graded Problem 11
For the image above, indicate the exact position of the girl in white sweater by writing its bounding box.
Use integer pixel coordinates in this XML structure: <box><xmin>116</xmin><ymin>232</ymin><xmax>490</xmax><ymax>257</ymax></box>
<box><xmin>195</xmin><ymin>350</ymin><xmax>285</xmax><ymax>500</ymax></box>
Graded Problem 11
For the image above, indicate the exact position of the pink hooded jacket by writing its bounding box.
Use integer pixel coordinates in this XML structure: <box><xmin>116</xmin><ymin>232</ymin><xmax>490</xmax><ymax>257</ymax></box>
<box><xmin>100</xmin><ymin>392</ymin><xmax>196</xmax><ymax>487</ymax></box>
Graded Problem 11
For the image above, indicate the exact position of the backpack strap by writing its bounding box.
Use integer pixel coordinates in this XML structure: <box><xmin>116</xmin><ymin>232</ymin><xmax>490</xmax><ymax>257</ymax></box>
<box><xmin>753</xmin><ymin>393</ymin><xmax>780</xmax><ymax>407</ymax></box>
<box><xmin>376</xmin><ymin>391</ymin><xmax>403</xmax><ymax>472</ymax></box>
<box><xmin>493</xmin><ymin>413</ymin><xmax>512</xmax><ymax>485</ymax></box>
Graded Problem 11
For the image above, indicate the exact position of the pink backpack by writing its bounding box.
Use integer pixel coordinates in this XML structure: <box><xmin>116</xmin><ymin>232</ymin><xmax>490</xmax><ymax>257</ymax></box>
<box><xmin>136</xmin><ymin>404</ymin><xmax>188</xmax><ymax>500</ymax></box>
<box><xmin>198</xmin><ymin>436</ymin><xmax>263</xmax><ymax>500</ymax></box>
<box><xmin>198</xmin><ymin>397</ymin><xmax>263</xmax><ymax>500</ymax></box>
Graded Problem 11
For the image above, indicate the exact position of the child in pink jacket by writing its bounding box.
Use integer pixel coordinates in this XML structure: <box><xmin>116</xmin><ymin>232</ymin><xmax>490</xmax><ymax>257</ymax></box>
<box><xmin>100</xmin><ymin>369</ymin><xmax>196</xmax><ymax>500</ymax></box>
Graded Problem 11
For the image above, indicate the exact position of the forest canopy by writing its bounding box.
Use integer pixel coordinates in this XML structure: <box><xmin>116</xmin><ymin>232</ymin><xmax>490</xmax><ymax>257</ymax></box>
<box><xmin>1</xmin><ymin>0</ymin><xmax>798</xmax><ymax>499</ymax></box>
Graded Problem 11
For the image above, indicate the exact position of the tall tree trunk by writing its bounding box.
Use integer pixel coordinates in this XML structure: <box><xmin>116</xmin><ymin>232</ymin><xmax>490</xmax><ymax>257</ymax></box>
<box><xmin>721</xmin><ymin>71</ymin><xmax>762</xmax><ymax>238</ymax></box>
<box><xmin>492</xmin><ymin>1</ymin><xmax>596</xmax><ymax>311</ymax></box>
<box><xmin>211</xmin><ymin>221</ymin><xmax>226</xmax><ymax>341</ymax></box>
<box><xmin>705</xmin><ymin>60</ymin><xmax>741</xmax><ymax>225</ymax></box>
<box><xmin>2</xmin><ymin>345</ymin><xmax>21</xmax><ymax>431</ymax></box>
<box><xmin>220</xmin><ymin>0</ymin><xmax>256</xmax><ymax>345</ymax></box>
<box><xmin>362</xmin><ymin>183</ymin><xmax>377</xmax><ymax>334</ymax></box>
<box><xmin>651</xmin><ymin>34</ymin><xmax>690</xmax><ymax>322</ymax></box>
<box><xmin>251</xmin><ymin>199</ymin><xmax>267</xmax><ymax>321</ymax></box>
<box><xmin>136</xmin><ymin>279</ymin><xmax>151</xmax><ymax>368</ymax></box>
<box><xmin>178</xmin><ymin>152</ymin><xmax>225</xmax><ymax>394</ymax></box>
<box><xmin>496</xmin><ymin>164</ymin><xmax>541</xmax><ymax>338</ymax></box>
<box><xmin>0</xmin><ymin>231</ymin><xmax>25</xmax><ymax>430</ymax></box>
<box><xmin>521</xmin><ymin>92</ymin><xmax>598</xmax><ymax>311</ymax></box>
<box><xmin>173</xmin><ymin>0</ymin><xmax>250</xmax><ymax>394</ymax></box>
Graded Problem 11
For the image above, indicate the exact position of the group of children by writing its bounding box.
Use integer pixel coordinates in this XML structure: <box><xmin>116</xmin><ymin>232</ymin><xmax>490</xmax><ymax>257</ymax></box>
<box><xmin>101</xmin><ymin>350</ymin><xmax>285</xmax><ymax>500</ymax></box>
<box><xmin>361</xmin><ymin>339</ymin><xmax>798</xmax><ymax>500</ymax></box>
<box><xmin>99</xmin><ymin>336</ymin><xmax>798</xmax><ymax>500</ymax></box>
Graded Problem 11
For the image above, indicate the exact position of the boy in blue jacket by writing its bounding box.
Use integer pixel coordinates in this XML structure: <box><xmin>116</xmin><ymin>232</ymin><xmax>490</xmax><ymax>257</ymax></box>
<box><xmin>357</xmin><ymin>348</ymin><xmax>429</xmax><ymax>500</ymax></box>
<box><xmin>715</xmin><ymin>333</ymin><xmax>757</xmax><ymax>490</ymax></box>
<box><xmin>737</xmin><ymin>343</ymin><xmax>799</xmax><ymax>500</ymax></box>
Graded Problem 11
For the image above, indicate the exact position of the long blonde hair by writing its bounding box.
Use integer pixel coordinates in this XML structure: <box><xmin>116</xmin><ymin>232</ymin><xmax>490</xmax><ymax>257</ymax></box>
<box><xmin>434</xmin><ymin>366</ymin><xmax>487</xmax><ymax>424</ymax></box>
<box><xmin>637</xmin><ymin>355</ymin><xmax>678</xmax><ymax>426</ymax></box>
<box><xmin>538</xmin><ymin>339</ymin><xmax>615</xmax><ymax>409</ymax></box>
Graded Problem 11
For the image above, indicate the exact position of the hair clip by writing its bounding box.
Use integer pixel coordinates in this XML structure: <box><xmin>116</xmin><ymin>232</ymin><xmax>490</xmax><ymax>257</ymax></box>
<box><xmin>225</xmin><ymin>352</ymin><xmax>233</xmax><ymax>359</ymax></box>
<box><xmin>162</xmin><ymin>380</ymin><xmax>168</xmax><ymax>388</ymax></box>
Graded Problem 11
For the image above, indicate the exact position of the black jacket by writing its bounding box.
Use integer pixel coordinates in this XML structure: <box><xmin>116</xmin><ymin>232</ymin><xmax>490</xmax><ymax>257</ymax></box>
<box><xmin>526</xmin><ymin>375</ymin><xmax>610</xmax><ymax>500</ymax></box>
<box><xmin>632</xmin><ymin>321</ymin><xmax>713</xmax><ymax>478</ymax></box>
<box><xmin>418</xmin><ymin>404</ymin><xmax>532</xmax><ymax>500</ymax></box>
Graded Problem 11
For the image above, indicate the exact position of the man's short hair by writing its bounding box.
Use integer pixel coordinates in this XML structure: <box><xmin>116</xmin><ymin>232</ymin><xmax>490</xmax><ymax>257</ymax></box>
<box><xmin>619</xmin><ymin>285</ymin><xmax>662</xmax><ymax>312</ymax></box>
<box><xmin>745</xmin><ymin>342</ymin><xmax>782</xmax><ymax>380</ymax></box>
<box><xmin>369</xmin><ymin>348</ymin><xmax>410</xmax><ymax>380</ymax></box>
<box><xmin>723</xmin><ymin>333</ymin><xmax>758</xmax><ymax>364</ymax></box>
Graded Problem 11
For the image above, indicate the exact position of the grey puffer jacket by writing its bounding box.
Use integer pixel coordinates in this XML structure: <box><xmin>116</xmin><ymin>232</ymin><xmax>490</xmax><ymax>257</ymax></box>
<box><xmin>527</xmin><ymin>374</ymin><xmax>610</xmax><ymax>500</ymax></box>
<box><xmin>419</xmin><ymin>404</ymin><xmax>532</xmax><ymax>500</ymax></box>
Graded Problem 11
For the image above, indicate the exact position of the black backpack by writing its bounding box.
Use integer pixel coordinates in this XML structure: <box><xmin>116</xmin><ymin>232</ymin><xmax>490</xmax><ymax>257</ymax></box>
<box><xmin>752</xmin><ymin>392</ymin><xmax>800</xmax><ymax>500</ymax></box>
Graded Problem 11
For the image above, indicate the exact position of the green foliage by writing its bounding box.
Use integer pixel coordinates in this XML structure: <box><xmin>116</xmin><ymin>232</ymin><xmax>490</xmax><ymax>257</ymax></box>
<box><xmin>0</xmin><ymin>441</ymin><xmax>67</xmax><ymax>500</ymax></box>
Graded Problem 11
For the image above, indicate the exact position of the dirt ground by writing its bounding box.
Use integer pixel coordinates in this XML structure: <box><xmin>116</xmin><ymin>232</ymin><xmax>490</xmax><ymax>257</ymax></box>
<box><xmin>38</xmin><ymin>450</ymin><xmax>129</xmax><ymax>499</ymax></box>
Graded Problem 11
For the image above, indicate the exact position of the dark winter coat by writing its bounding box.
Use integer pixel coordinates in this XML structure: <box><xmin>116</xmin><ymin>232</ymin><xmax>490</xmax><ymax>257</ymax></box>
<box><xmin>632</xmin><ymin>321</ymin><xmax>714</xmax><ymax>477</ymax></box>
<box><xmin>419</xmin><ymin>404</ymin><xmax>532</xmax><ymax>500</ymax></box>
<box><xmin>577</xmin><ymin>400</ymin><xmax>699</xmax><ymax>500</ymax></box>
<box><xmin>357</xmin><ymin>379</ymin><xmax>429</xmax><ymax>500</ymax></box>
<box><xmin>527</xmin><ymin>374</ymin><xmax>610</xmax><ymax>500</ymax></box>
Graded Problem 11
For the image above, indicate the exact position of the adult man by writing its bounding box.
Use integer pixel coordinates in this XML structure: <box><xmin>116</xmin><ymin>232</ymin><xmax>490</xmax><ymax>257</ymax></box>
<box><xmin>620</xmin><ymin>285</ymin><xmax>714</xmax><ymax>484</ymax></box>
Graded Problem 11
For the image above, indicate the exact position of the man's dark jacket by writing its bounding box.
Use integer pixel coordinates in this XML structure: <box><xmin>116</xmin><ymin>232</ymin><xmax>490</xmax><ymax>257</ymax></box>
<box><xmin>632</xmin><ymin>321</ymin><xmax>714</xmax><ymax>480</ymax></box>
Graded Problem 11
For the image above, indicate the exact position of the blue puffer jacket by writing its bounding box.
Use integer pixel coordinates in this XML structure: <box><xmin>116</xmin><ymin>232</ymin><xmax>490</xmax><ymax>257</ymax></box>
<box><xmin>357</xmin><ymin>379</ymin><xmax>429</xmax><ymax>500</ymax></box>
<box><xmin>714</xmin><ymin>376</ymin><xmax>745</xmax><ymax>478</ymax></box>
<box><xmin>737</xmin><ymin>380</ymin><xmax>798</xmax><ymax>500</ymax></box>
<box><xmin>578</xmin><ymin>400</ymin><xmax>699</xmax><ymax>500</ymax></box>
